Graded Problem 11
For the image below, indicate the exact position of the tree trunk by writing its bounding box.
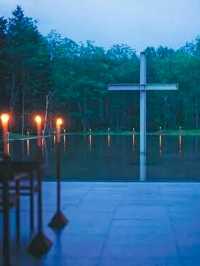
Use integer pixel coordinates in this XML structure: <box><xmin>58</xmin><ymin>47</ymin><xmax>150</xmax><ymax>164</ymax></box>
<box><xmin>21</xmin><ymin>90</ymin><xmax>25</xmax><ymax>135</ymax></box>
<box><xmin>44</xmin><ymin>94</ymin><xmax>49</xmax><ymax>135</ymax></box>
<box><xmin>77</xmin><ymin>102</ymin><xmax>86</xmax><ymax>131</ymax></box>
<box><xmin>195</xmin><ymin>100</ymin><xmax>199</xmax><ymax>129</ymax></box>
<box><xmin>9</xmin><ymin>72</ymin><xmax>16</xmax><ymax>113</ymax></box>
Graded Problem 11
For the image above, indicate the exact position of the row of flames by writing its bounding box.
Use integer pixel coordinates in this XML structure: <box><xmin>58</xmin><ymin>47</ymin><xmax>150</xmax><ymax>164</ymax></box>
<box><xmin>0</xmin><ymin>113</ymin><xmax>64</xmax><ymax>156</ymax></box>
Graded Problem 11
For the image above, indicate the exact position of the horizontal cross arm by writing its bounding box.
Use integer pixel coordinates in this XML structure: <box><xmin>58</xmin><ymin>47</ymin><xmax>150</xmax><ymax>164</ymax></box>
<box><xmin>108</xmin><ymin>83</ymin><xmax>178</xmax><ymax>91</ymax></box>
<box><xmin>108</xmin><ymin>84</ymin><xmax>140</xmax><ymax>91</ymax></box>
<box><xmin>147</xmin><ymin>83</ymin><xmax>178</xmax><ymax>91</ymax></box>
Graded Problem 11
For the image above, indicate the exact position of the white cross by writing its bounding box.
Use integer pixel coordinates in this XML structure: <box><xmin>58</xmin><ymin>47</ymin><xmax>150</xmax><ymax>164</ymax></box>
<box><xmin>108</xmin><ymin>52</ymin><xmax>178</xmax><ymax>180</ymax></box>
<box><xmin>108</xmin><ymin>52</ymin><xmax>178</xmax><ymax>181</ymax></box>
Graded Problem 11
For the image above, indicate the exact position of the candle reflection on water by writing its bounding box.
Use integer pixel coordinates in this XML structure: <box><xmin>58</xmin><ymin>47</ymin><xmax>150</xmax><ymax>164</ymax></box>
<box><xmin>26</xmin><ymin>130</ymin><xmax>30</xmax><ymax>156</ymax></box>
<box><xmin>179</xmin><ymin>135</ymin><xmax>183</xmax><ymax>153</ymax></box>
<box><xmin>63</xmin><ymin>129</ymin><xmax>66</xmax><ymax>143</ymax></box>
<box><xmin>132</xmin><ymin>128</ymin><xmax>135</xmax><ymax>147</ymax></box>
<box><xmin>26</xmin><ymin>139</ymin><xmax>30</xmax><ymax>156</ymax></box>
<box><xmin>63</xmin><ymin>129</ymin><xmax>67</xmax><ymax>151</ymax></box>
<box><xmin>159</xmin><ymin>134</ymin><xmax>163</xmax><ymax>155</ymax></box>
<box><xmin>7</xmin><ymin>132</ymin><xmax>10</xmax><ymax>155</ymax></box>
<box><xmin>107</xmin><ymin>128</ymin><xmax>111</xmax><ymax>147</ymax></box>
<box><xmin>89</xmin><ymin>129</ymin><xmax>92</xmax><ymax>151</ymax></box>
<box><xmin>53</xmin><ymin>130</ymin><xmax>56</xmax><ymax>145</ymax></box>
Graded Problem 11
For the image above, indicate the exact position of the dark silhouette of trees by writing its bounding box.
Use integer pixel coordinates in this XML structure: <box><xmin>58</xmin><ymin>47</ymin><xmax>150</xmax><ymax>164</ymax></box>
<box><xmin>1</xmin><ymin>6</ymin><xmax>200</xmax><ymax>131</ymax></box>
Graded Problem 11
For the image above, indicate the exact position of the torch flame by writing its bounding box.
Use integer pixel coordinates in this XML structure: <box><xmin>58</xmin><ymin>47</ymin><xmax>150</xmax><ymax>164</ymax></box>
<box><xmin>0</xmin><ymin>113</ymin><xmax>10</xmax><ymax>125</ymax></box>
<box><xmin>34</xmin><ymin>115</ymin><xmax>42</xmax><ymax>125</ymax></box>
<box><xmin>56</xmin><ymin>118</ymin><xmax>63</xmax><ymax>127</ymax></box>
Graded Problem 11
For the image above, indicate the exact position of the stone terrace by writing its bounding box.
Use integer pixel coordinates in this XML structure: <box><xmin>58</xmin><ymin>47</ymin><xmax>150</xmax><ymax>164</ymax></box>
<box><xmin>0</xmin><ymin>182</ymin><xmax>200</xmax><ymax>266</ymax></box>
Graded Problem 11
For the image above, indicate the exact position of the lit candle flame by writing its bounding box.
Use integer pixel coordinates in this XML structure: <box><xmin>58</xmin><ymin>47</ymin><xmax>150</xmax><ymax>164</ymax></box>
<box><xmin>0</xmin><ymin>113</ymin><xmax>10</xmax><ymax>125</ymax></box>
<box><xmin>0</xmin><ymin>113</ymin><xmax>10</xmax><ymax>156</ymax></box>
<box><xmin>56</xmin><ymin>117</ymin><xmax>63</xmax><ymax>143</ymax></box>
<box><xmin>34</xmin><ymin>115</ymin><xmax>42</xmax><ymax>125</ymax></box>
<box><xmin>34</xmin><ymin>115</ymin><xmax>42</xmax><ymax>147</ymax></box>
<box><xmin>56</xmin><ymin>118</ymin><xmax>63</xmax><ymax>127</ymax></box>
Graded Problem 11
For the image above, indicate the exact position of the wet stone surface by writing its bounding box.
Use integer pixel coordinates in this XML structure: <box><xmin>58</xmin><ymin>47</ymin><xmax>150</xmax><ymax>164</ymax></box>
<box><xmin>0</xmin><ymin>182</ymin><xmax>200</xmax><ymax>266</ymax></box>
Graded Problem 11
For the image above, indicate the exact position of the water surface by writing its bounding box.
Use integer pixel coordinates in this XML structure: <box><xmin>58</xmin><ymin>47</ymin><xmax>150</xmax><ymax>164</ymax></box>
<box><xmin>8</xmin><ymin>134</ymin><xmax>200</xmax><ymax>182</ymax></box>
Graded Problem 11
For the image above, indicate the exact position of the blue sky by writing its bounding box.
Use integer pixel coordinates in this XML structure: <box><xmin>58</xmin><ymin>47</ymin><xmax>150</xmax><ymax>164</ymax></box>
<box><xmin>1</xmin><ymin>0</ymin><xmax>200</xmax><ymax>52</ymax></box>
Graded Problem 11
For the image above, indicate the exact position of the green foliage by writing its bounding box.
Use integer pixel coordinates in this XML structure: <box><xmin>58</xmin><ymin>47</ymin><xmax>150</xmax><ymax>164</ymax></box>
<box><xmin>0</xmin><ymin>6</ymin><xmax>200</xmax><ymax>131</ymax></box>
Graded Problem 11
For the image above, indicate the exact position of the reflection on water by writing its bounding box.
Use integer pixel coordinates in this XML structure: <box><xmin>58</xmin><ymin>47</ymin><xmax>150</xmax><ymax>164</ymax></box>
<box><xmin>159</xmin><ymin>134</ymin><xmax>163</xmax><ymax>156</ymax></box>
<box><xmin>89</xmin><ymin>134</ymin><xmax>92</xmax><ymax>151</ymax></box>
<box><xmin>63</xmin><ymin>132</ymin><xmax>66</xmax><ymax>146</ymax></box>
<box><xmin>6</xmin><ymin>134</ymin><xmax>200</xmax><ymax>182</ymax></box>
<box><xmin>132</xmin><ymin>133</ymin><xmax>135</xmax><ymax>147</ymax></box>
<box><xmin>7</xmin><ymin>142</ymin><xmax>10</xmax><ymax>156</ymax></box>
<box><xmin>179</xmin><ymin>135</ymin><xmax>183</xmax><ymax>153</ymax></box>
<box><xmin>140</xmin><ymin>153</ymin><xmax>146</xmax><ymax>181</ymax></box>
<box><xmin>159</xmin><ymin>134</ymin><xmax>162</xmax><ymax>150</ymax></box>
<box><xmin>26</xmin><ymin>139</ymin><xmax>30</xmax><ymax>156</ymax></box>
<box><xmin>107</xmin><ymin>134</ymin><xmax>111</xmax><ymax>147</ymax></box>
<box><xmin>53</xmin><ymin>131</ymin><xmax>56</xmax><ymax>145</ymax></box>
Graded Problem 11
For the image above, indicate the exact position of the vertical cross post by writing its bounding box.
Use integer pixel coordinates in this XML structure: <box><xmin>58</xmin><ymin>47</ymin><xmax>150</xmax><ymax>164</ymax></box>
<box><xmin>140</xmin><ymin>52</ymin><xmax>147</xmax><ymax>155</ymax></box>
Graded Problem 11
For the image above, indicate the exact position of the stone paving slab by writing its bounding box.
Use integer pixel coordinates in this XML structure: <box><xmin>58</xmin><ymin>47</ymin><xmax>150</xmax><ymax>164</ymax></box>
<box><xmin>1</xmin><ymin>182</ymin><xmax>200</xmax><ymax>266</ymax></box>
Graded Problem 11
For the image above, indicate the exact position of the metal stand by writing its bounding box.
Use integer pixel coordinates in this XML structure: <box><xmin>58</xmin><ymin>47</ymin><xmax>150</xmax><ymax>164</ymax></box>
<box><xmin>28</xmin><ymin>149</ymin><xmax>52</xmax><ymax>257</ymax></box>
<box><xmin>30</xmin><ymin>172</ymin><xmax>35</xmax><ymax>232</ymax></box>
<box><xmin>3</xmin><ymin>178</ymin><xmax>11</xmax><ymax>266</ymax></box>
<box><xmin>16</xmin><ymin>179</ymin><xmax>20</xmax><ymax>243</ymax></box>
<box><xmin>49</xmin><ymin>141</ymin><xmax>69</xmax><ymax>230</ymax></box>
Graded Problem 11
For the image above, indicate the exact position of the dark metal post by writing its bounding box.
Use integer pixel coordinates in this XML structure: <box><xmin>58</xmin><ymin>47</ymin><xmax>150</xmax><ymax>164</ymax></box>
<box><xmin>27</xmin><ymin>146</ymin><xmax>52</xmax><ymax>257</ymax></box>
<box><xmin>49</xmin><ymin>125</ymin><xmax>68</xmax><ymax>230</ymax></box>
<box><xmin>56</xmin><ymin>142</ymin><xmax>61</xmax><ymax>212</ymax></box>
<box><xmin>16</xmin><ymin>179</ymin><xmax>20</xmax><ymax>242</ymax></box>
<box><xmin>30</xmin><ymin>172</ymin><xmax>34</xmax><ymax>232</ymax></box>
<box><xmin>3</xmin><ymin>178</ymin><xmax>11</xmax><ymax>266</ymax></box>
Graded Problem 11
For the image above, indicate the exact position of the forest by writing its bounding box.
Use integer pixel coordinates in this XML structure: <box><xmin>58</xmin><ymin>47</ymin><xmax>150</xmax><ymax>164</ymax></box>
<box><xmin>1</xmin><ymin>6</ymin><xmax>200</xmax><ymax>133</ymax></box>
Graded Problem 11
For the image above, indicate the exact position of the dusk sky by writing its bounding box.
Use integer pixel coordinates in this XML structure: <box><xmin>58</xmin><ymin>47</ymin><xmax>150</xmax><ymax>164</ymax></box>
<box><xmin>1</xmin><ymin>0</ymin><xmax>200</xmax><ymax>52</ymax></box>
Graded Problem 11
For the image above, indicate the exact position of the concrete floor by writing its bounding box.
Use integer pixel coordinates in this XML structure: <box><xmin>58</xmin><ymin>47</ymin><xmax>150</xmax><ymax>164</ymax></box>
<box><xmin>1</xmin><ymin>182</ymin><xmax>200</xmax><ymax>266</ymax></box>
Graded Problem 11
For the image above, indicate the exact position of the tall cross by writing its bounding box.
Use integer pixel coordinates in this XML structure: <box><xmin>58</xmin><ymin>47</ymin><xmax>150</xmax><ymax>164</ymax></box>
<box><xmin>108</xmin><ymin>52</ymin><xmax>178</xmax><ymax>155</ymax></box>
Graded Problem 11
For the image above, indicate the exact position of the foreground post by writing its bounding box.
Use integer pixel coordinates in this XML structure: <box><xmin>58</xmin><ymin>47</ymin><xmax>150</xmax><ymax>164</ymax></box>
<box><xmin>28</xmin><ymin>115</ymin><xmax>52</xmax><ymax>257</ymax></box>
<box><xmin>1</xmin><ymin>113</ymin><xmax>10</xmax><ymax>157</ymax></box>
<box><xmin>49</xmin><ymin>117</ymin><xmax>69</xmax><ymax>229</ymax></box>
<box><xmin>0</xmin><ymin>113</ymin><xmax>11</xmax><ymax>266</ymax></box>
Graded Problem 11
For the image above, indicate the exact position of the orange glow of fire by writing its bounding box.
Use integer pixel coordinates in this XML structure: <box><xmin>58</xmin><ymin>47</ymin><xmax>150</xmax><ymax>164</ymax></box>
<box><xmin>56</xmin><ymin>118</ymin><xmax>63</xmax><ymax>128</ymax></box>
<box><xmin>34</xmin><ymin>115</ymin><xmax>42</xmax><ymax>125</ymax></box>
<box><xmin>0</xmin><ymin>113</ymin><xmax>10</xmax><ymax>125</ymax></box>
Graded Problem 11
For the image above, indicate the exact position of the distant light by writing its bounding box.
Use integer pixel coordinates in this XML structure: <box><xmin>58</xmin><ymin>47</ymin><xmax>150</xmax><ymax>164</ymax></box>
<box><xmin>0</xmin><ymin>113</ymin><xmax>10</xmax><ymax>125</ymax></box>
<box><xmin>34</xmin><ymin>115</ymin><xmax>42</xmax><ymax>125</ymax></box>
<box><xmin>56</xmin><ymin>118</ymin><xmax>63</xmax><ymax>127</ymax></box>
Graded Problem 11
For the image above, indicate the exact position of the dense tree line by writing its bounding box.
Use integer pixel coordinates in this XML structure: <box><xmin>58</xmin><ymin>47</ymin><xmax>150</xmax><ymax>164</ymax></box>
<box><xmin>0</xmin><ymin>6</ymin><xmax>200</xmax><ymax>132</ymax></box>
